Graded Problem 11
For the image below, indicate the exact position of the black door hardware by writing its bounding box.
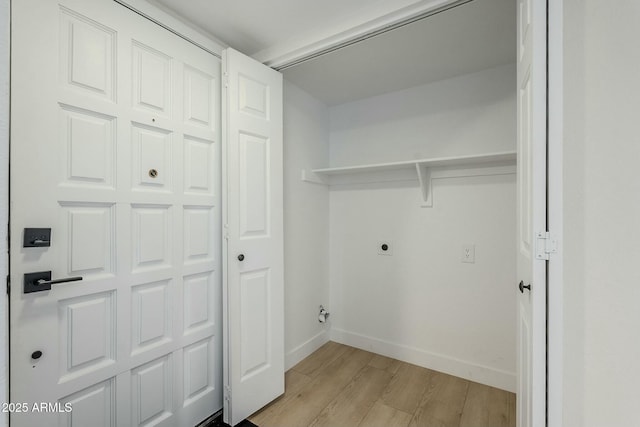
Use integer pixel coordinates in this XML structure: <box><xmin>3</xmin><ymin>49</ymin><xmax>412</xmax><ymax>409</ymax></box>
<box><xmin>518</xmin><ymin>280</ymin><xmax>531</xmax><ymax>293</ymax></box>
<box><xmin>237</xmin><ymin>254</ymin><xmax>245</xmax><ymax>261</ymax></box>
<box><xmin>24</xmin><ymin>271</ymin><xmax>83</xmax><ymax>293</ymax></box>
<box><xmin>23</xmin><ymin>228</ymin><xmax>51</xmax><ymax>248</ymax></box>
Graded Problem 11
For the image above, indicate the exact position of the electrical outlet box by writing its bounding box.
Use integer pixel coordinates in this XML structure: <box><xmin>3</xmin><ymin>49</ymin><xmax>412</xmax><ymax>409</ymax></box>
<box><xmin>462</xmin><ymin>244</ymin><xmax>475</xmax><ymax>263</ymax></box>
<box><xmin>378</xmin><ymin>241</ymin><xmax>392</xmax><ymax>255</ymax></box>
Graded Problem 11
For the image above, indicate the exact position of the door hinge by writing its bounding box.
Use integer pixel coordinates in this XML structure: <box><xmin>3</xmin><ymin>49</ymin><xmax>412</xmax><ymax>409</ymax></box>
<box><xmin>223</xmin><ymin>72</ymin><xmax>229</xmax><ymax>88</ymax></box>
<box><xmin>536</xmin><ymin>231</ymin><xmax>557</xmax><ymax>260</ymax></box>
<box><xmin>224</xmin><ymin>385</ymin><xmax>231</xmax><ymax>402</ymax></box>
<box><xmin>6</xmin><ymin>275</ymin><xmax>9</xmax><ymax>295</ymax></box>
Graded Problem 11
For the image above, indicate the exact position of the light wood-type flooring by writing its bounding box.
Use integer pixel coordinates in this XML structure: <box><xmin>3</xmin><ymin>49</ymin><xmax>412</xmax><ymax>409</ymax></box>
<box><xmin>249</xmin><ymin>341</ymin><xmax>515</xmax><ymax>427</ymax></box>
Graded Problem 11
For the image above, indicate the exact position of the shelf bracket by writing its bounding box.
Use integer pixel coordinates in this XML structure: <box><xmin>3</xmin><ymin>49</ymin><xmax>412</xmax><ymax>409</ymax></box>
<box><xmin>301</xmin><ymin>169</ymin><xmax>328</xmax><ymax>185</ymax></box>
<box><xmin>416</xmin><ymin>164</ymin><xmax>433</xmax><ymax>208</ymax></box>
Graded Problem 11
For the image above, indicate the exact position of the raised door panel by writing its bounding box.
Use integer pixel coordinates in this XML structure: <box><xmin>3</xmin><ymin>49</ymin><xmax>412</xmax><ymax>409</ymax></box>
<box><xmin>183</xmin><ymin>207</ymin><xmax>215</xmax><ymax>265</ymax></box>
<box><xmin>131</xmin><ymin>125</ymin><xmax>173</xmax><ymax>192</ymax></box>
<box><xmin>183</xmin><ymin>337</ymin><xmax>216</xmax><ymax>406</ymax></box>
<box><xmin>518</xmin><ymin>311</ymin><xmax>531</xmax><ymax>427</ymax></box>
<box><xmin>132</xmin><ymin>41</ymin><xmax>172</xmax><ymax>116</ymax></box>
<box><xmin>58</xmin><ymin>291</ymin><xmax>116</xmax><ymax>381</ymax></box>
<box><xmin>59</xmin><ymin>379</ymin><xmax>116</xmax><ymax>427</ymax></box>
<box><xmin>184</xmin><ymin>136</ymin><xmax>214</xmax><ymax>195</ymax></box>
<box><xmin>518</xmin><ymin>69</ymin><xmax>532</xmax><ymax>257</ymax></box>
<box><xmin>131</xmin><ymin>280</ymin><xmax>172</xmax><ymax>355</ymax></box>
<box><xmin>518</xmin><ymin>0</ymin><xmax>531</xmax><ymax>62</ymax></box>
<box><xmin>59</xmin><ymin>7</ymin><xmax>116</xmax><ymax>100</ymax></box>
<box><xmin>59</xmin><ymin>105</ymin><xmax>116</xmax><ymax>188</ymax></box>
<box><xmin>239</xmin><ymin>133</ymin><xmax>269</xmax><ymax>238</ymax></box>
<box><xmin>60</xmin><ymin>203</ymin><xmax>116</xmax><ymax>277</ymax></box>
<box><xmin>239</xmin><ymin>270</ymin><xmax>270</xmax><ymax>380</ymax></box>
<box><xmin>183</xmin><ymin>272</ymin><xmax>215</xmax><ymax>334</ymax></box>
<box><xmin>238</xmin><ymin>74</ymin><xmax>269</xmax><ymax>120</ymax></box>
<box><xmin>131</xmin><ymin>205</ymin><xmax>171</xmax><ymax>272</ymax></box>
<box><xmin>184</xmin><ymin>66</ymin><xmax>215</xmax><ymax>130</ymax></box>
<box><xmin>131</xmin><ymin>356</ymin><xmax>174</xmax><ymax>426</ymax></box>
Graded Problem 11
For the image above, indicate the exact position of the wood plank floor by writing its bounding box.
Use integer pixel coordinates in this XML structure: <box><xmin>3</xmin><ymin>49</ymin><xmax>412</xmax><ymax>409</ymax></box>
<box><xmin>249</xmin><ymin>342</ymin><xmax>515</xmax><ymax>427</ymax></box>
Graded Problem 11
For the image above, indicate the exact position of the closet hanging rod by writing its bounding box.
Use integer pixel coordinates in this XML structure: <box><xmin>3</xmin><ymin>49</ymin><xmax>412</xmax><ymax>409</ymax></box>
<box><xmin>274</xmin><ymin>0</ymin><xmax>475</xmax><ymax>71</ymax></box>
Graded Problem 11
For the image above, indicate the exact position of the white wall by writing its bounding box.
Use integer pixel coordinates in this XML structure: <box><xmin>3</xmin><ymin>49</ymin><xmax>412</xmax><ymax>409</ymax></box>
<box><xmin>282</xmin><ymin>81</ymin><xmax>331</xmax><ymax>368</ymax></box>
<box><xmin>330</xmin><ymin>64</ymin><xmax>516</xmax><ymax>165</ymax></box>
<box><xmin>328</xmin><ymin>64</ymin><xmax>517</xmax><ymax>391</ymax></box>
<box><xmin>563</xmin><ymin>1</ymin><xmax>640</xmax><ymax>426</ymax></box>
<box><xmin>0</xmin><ymin>0</ymin><xmax>8</xmax><ymax>425</ymax></box>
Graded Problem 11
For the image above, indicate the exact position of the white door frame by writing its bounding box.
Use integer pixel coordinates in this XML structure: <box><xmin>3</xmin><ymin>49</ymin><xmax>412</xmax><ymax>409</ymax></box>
<box><xmin>0</xmin><ymin>1</ymin><xmax>9</xmax><ymax>427</ymax></box>
<box><xmin>0</xmin><ymin>1</ymin><xmax>564</xmax><ymax>426</ymax></box>
<box><xmin>547</xmin><ymin>0</ymin><xmax>564</xmax><ymax>425</ymax></box>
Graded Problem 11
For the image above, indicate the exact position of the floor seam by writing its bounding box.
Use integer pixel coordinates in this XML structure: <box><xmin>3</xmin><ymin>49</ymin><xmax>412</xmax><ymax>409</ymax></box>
<box><xmin>458</xmin><ymin>382</ymin><xmax>472</xmax><ymax>427</ymax></box>
<box><xmin>308</xmin><ymin>353</ymin><xmax>375</xmax><ymax>426</ymax></box>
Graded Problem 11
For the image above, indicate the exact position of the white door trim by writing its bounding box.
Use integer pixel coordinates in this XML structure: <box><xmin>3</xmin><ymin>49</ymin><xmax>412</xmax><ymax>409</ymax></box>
<box><xmin>0</xmin><ymin>1</ymin><xmax>9</xmax><ymax>426</ymax></box>
<box><xmin>255</xmin><ymin>0</ymin><xmax>469</xmax><ymax>68</ymax></box>
<box><xmin>547</xmin><ymin>0</ymin><xmax>564</xmax><ymax>425</ymax></box>
<box><xmin>110</xmin><ymin>0</ymin><xmax>227</xmax><ymax>55</ymax></box>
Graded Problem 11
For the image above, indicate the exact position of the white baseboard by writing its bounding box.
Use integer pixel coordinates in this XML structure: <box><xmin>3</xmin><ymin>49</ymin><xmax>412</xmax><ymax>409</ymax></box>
<box><xmin>330</xmin><ymin>328</ymin><xmax>516</xmax><ymax>393</ymax></box>
<box><xmin>285</xmin><ymin>330</ymin><xmax>330</xmax><ymax>371</ymax></box>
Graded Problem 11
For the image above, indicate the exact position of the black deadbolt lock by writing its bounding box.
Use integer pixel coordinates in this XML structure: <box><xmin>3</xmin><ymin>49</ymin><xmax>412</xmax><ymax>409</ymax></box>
<box><xmin>23</xmin><ymin>228</ymin><xmax>51</xmax><ymax>248</ymax></box>
<box><xmin>381</xmin><ymin>244</ymin><xmax>389</xmax><ymax>251</ymax></box>
<box><xmin>238</xmin><ymin>254</ymin><xmax>245</xmax><ymax>261</ymax></box>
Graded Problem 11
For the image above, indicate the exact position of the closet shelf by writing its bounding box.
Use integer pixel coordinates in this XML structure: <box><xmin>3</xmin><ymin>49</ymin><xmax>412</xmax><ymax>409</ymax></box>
<box><xmin>311</xmin><ymin>151</ymin><xmax>516</xmax><ymax>175</ymax></box>
<box><xmin>302</xmin><ymin>151</ymin><xmax>517</xmax><ymax>208</ymax></box>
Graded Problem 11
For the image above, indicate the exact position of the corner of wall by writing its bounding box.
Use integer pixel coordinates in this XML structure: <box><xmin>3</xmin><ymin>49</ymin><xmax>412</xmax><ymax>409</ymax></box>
<box><xmin>330</xmin><ymin>328</ymin><xmax>516</xmax><ymax>392</ymax></box>
<box><xmin>285</xmin><ymin>330</ymin><xmax>330</xmax><ymax>371</ymax></box>
<box><xmin>282</xmin><ymin>80</ymin><xmax>332</xmax><ymax>371</ymax></box>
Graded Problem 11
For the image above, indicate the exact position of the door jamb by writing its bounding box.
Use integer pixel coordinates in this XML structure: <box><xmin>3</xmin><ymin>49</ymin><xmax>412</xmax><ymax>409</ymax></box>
<box><xmin>0</xmin><ymin>0</ymin><xmax>9</xmax><ymax>425</ymax></box>
<box><xmin>547</xmin><ymin>0</ymin><xmax>563</xmax><ymax>425</ymax></box>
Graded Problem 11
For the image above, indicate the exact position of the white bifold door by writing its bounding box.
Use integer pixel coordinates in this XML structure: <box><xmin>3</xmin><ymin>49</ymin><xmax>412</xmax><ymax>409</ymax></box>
<box><xmin>222</xmin><ymin>48</ymin><xmax>285</xmax><ymax>427</ymax></box>
<box><xmin>516</xmin><ymin>0</ymin><xmax>547</xmax><ymax>426</ymax></box>
<box><xmin>10</xmin><ymin>0</ymin><xmax>223</xmax><ymax>425</ymax></box>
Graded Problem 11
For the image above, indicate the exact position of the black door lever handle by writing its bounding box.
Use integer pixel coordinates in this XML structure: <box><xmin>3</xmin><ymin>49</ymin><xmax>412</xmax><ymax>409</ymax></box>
<box><xmin>24</xmin><ymin>271</ymin><xmax>83</xmax><ymax>293</ymax></box>
<box><xmin>36</xmin><ymin>276</ymin><xmax>83</xmax><ymax>287</ymax></box>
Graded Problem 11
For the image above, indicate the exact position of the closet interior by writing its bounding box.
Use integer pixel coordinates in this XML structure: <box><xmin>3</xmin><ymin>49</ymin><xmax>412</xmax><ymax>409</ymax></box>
<box><xmin>280</xmin><ymin>0</ymin><xmax>518</xmax><ymax>393</ymax></box>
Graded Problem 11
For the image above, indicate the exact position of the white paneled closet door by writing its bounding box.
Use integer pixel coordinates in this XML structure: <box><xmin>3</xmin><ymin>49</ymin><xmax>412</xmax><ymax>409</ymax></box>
<box><xmin>222</xmin><ymin>48</ymin><xmax>284</xmax><ymax>427</ymax></box>
<box><xmin>516</xmin><ymin>0</ymin><xmax>547</xmax><ymax>426</ymax></box>
<box><xmin>10</xmin><ymin>0</ymin><xmax>221</xmax><ymax>425</ymax></box>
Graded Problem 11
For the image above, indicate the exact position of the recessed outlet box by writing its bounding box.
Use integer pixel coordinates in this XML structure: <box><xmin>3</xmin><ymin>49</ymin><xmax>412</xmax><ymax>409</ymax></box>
<box><xmin>462</xmin><ymin>244</ymin><xmax>475</xmax><ymax>263</ymax></box>
<box><xmin>378</xmin><ymin>241</ymin><xmax>393</xmax><ymax>256</ymax></box>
